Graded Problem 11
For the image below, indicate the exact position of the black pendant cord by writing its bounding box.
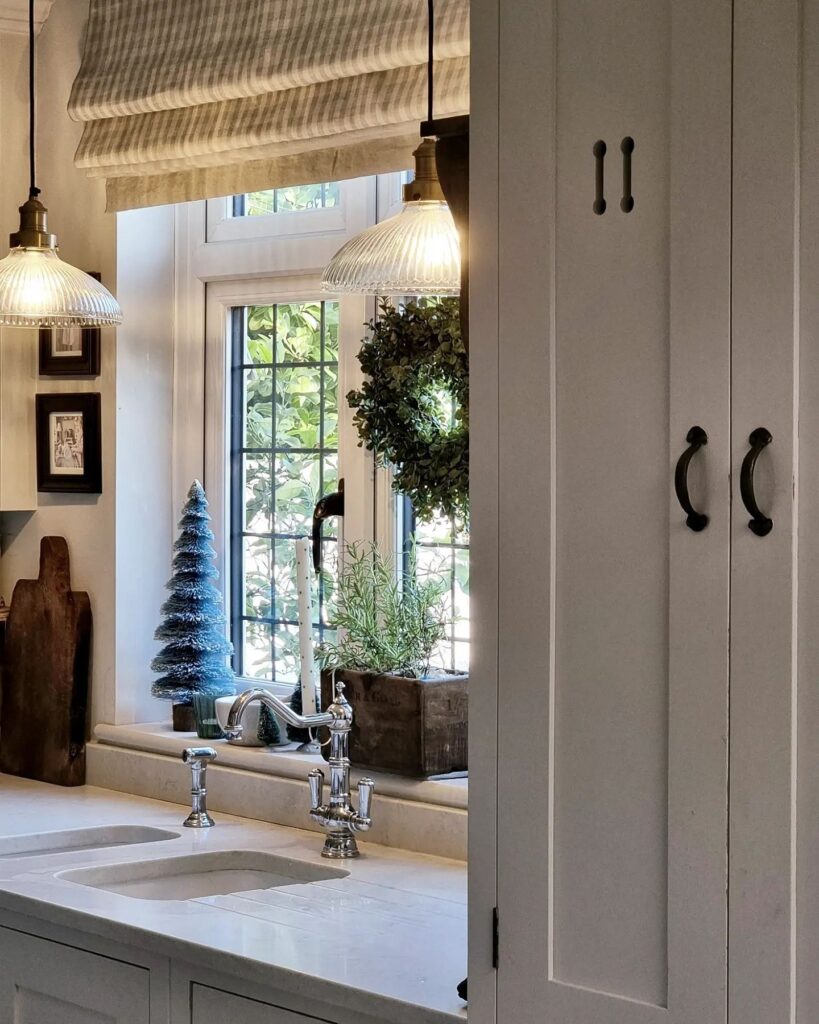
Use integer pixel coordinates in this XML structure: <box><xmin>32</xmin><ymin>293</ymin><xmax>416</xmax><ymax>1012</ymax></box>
<box><xmin>28</xmin><ymin>0</ymin><xmax>39</xmax><ymax>198</ymax></box>
<box><xmin>427</xmin><ymin>0</ymin><xmax>434</xmax><ymax>124</ymax></box>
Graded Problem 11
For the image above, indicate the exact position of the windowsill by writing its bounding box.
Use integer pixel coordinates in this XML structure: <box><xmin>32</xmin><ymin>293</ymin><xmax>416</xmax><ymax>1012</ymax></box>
<box><xmin>93</xmin><ymin>721</ymin><xmax>468</xmax><ymax>810</ymax></box>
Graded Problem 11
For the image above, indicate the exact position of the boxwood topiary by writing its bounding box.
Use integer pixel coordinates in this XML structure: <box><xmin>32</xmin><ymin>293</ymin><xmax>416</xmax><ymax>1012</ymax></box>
<box><xmin>347</xmin><ymin>299</ymin><xmax>468</xmax><ymax>522</ymax></box>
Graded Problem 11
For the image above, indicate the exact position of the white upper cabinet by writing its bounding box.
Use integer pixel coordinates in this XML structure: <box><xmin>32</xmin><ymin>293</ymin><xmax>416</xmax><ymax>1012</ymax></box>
<box><xmin>479</xmin><ymin>1</ymin><xmax>732</xmax><ymax>1021</ymax></box>
<box><xmin>471</xmin><ymin>0</ymin><xmax>811</xmax><ymax>1022</ymax></box>
<box><xmin>547</xmin><ymin>2</ymin><xmax>731</xmax><ymax>1021</ymax></box>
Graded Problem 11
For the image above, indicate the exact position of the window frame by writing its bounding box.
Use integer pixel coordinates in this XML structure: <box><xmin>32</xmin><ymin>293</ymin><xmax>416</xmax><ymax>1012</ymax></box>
<box><xmin>204</xmin><ymin>179</ymin><xmax>364</xmax><ymax>247</ymax></box>
<box><xmin>227</xmin><ymin>300</ymin><xmax>340</xmax><ymax>682</ymax></box>
<box><xmin>202</xmin><ymin>276</ymin><xmax>374</xmax><ymax>691</ymax></box>
<box><xmin>400</xmin><ymin>499</ymin><xmax>471</xmax><ymax>675</ymax></box>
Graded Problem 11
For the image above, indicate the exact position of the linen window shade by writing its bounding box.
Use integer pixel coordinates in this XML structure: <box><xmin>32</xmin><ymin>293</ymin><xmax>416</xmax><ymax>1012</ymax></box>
<box><xmin>68</xmin><ymin>0</ymin><xmax>470</xmax><ymax>212</ymax></box>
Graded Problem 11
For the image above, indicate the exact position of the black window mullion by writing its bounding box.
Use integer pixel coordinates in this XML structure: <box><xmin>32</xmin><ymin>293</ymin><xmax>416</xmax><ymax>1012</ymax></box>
<box><xmin>241</xmin><ymin>446</ymin><xmax>338</xmax><ymax>456</ymax></box>
<box><xmin>317</xmin><ymin>301</ymin><xmax>327</xmax><ymax>646</ymax></box>
<box><xmin>230</xmin><ymin>307</ymin><xmax>246</xmax><ymax>676</ymax></box>
<box><xmin>269</xmin><ymin>304</ymin><xmax>278</xmax><ymax>680</ymax></box>
<box><xmin>238</xmin><ymin>359</ymin><xmax>338</xmax><ymax>371</ymax></box>
<box><xmin>402</xmin><ymin>496</ymin><xmax>415</xmax><ymax>579</ymax></box>
<box><xmin>242</xmin><ymin>537</ymin><xmax>337</xmax><ymax>547</ymax></box>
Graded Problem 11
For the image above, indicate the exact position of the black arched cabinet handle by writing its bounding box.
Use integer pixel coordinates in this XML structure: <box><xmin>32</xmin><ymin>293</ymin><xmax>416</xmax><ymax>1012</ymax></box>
<box><xmin>740</xmin><ymin>427</ymin><xmax>773</xmax><ymax>536</ymax></box>
<box><xmin>674</xmin><ymin>426</ymin><xmax>709</xmax><ymax>531</ymax></box>
<box><xmin>312</xmin><ymin>480</ymin><xmax>344</xmax><ymax>573</ymax></box>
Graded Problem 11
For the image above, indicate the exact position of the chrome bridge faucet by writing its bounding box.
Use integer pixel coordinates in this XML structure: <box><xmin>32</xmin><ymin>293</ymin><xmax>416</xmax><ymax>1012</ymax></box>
<box><xmin>225</xmin><ymin>681</ymin><xmax>374</xmax><ymax>858</ymax></box>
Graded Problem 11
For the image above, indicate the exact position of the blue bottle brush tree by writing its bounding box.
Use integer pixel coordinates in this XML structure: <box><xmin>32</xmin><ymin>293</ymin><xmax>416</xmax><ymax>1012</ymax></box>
<box><xmin>152</xmin><ymin>481</ymin><xmax>235</xmax><ymax>726</ymax></box>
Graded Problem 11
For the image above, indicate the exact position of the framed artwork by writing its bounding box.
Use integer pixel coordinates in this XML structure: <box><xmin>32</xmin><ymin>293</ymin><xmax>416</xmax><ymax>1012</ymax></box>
<box><xmin>38</xmin><ymin>272</ymin><xmax>102</xmax><ymax>377</ymax></box>
<box><xmin>35</xmin><ymin>393</ymin><xmax>102</xmax><ymax>494</ymax></box>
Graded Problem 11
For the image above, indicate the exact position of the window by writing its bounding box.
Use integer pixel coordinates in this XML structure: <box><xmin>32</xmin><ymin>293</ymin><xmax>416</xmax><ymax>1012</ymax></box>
<box><xmin>396</xmin><ymin>293</ymin><xmax>470</xmax><ymax>675</ymax></box>
<box><xmin>233</xmin><ymin>183</ymin><xmax>341</xmax><ymax>217</ymax></box>
<box><xmin>230</xmin><ymin>300</ymin><xmax>339</xmax><ymax>683</ymax></box>
<box><xmin>403</xmin><ymin>504</ymin><xmax>470</xmax><ymax>675</ymax></box>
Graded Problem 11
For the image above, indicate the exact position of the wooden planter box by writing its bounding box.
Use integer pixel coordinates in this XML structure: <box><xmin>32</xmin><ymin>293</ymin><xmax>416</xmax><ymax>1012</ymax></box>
<box><xmin>320</xmin><ymin>668</ymin><xmax>468</xmax><ymax>778</ymax></box>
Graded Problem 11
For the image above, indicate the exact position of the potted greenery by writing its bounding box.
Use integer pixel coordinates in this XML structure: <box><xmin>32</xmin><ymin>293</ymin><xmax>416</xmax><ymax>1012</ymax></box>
<box><xmin>318</xmin><ymin>543</ymin><xmax>468</xmax><ymax>778</ymax></box>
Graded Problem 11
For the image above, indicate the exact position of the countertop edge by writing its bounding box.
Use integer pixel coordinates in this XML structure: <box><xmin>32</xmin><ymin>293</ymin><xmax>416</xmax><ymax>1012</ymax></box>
<box><xmin>0</xmin><ymin>887</ymin><xmax>466</xmax><ymax>1024</ymax></box>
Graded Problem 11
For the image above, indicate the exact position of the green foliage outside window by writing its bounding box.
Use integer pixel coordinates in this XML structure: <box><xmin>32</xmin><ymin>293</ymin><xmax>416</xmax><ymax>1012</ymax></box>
<box><xmin>409</xmin><ymin>510</ymin><xmax>470</xmax><ymax>674</ymax></box>
<box><xmin>237</xmin><ymin>301</ymin><xmax>338</xmax><ymax>683</ymax></box>
<box><xmin>241</xmin><ymin>182</ymin><xmax>340</xmax><ymax>216</ymax></box>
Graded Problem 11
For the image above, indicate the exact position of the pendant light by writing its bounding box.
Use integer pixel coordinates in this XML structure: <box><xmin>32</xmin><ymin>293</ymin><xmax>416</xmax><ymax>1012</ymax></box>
<box><xmin>322</xmin><ymin>0</ymin><xmax>460</xmax><ymax>296</ymax></box>
<box><xmin>0</xmin><ymin>0</ymin><xmax>122</xmax><ymax>328</ymax></box>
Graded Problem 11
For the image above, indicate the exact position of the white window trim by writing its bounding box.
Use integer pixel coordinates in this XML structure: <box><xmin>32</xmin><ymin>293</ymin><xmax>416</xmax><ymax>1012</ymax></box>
<box><xmin>205</xmin><ymin>195</ymin><xmax>350</xmax><ymax>244</ymax></box>
<box><xmin>198</xmin><ymin>178</ymin><xmax>372</xmax><ymax>278</ymax></box>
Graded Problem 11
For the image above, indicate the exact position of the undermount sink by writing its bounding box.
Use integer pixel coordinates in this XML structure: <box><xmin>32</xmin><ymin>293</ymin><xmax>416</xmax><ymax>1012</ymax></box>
<box><xmin>59</xmin><ymin>850</ymin><xmax>349</xmax><ymax>901</ymax></box>
<box><xmin>0</xmin><ymin>825</ymin><xmax>180</xmax><ymax>860</ymax></box>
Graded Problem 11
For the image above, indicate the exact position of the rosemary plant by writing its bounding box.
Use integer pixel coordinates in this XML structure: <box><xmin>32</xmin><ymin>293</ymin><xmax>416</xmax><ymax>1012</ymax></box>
<box><xmin>318</xmin><ymin>542</ymin><xmax>447</xmax><ymax>679</ymax></box>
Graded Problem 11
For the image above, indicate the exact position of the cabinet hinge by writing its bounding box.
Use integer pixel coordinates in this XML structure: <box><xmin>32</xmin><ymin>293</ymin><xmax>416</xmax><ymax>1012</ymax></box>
<box><xmin>492</xmin><ymin>906</ymin><xmax>499</xmax><ymax>969</ymax></box>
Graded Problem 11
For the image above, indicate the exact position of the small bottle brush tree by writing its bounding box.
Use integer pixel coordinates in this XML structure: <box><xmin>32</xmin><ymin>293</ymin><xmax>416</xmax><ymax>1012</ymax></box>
<box><xmin>151</xmin><ymin>481</ymin><xmax>235</xmax><ymax>726</ymax></box>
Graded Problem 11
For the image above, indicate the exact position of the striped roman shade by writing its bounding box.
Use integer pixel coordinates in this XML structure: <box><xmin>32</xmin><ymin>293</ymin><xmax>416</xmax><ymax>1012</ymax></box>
<box><xmin>68</xmin><ymin>0</ymin><xmax>470</xmax><ymax>212</ymax></box>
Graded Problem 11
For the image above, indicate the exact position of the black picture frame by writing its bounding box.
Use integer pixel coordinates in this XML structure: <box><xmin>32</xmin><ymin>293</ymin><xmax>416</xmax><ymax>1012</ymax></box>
<box><xmin>35</xmin><ymin>393</ymin><xmax>102</xmax><ymax>494</ymax></box>
<box><xmin>38</xmin><ymin>272</ymin><xmax>102</xmax><ymax>377</ymax></box>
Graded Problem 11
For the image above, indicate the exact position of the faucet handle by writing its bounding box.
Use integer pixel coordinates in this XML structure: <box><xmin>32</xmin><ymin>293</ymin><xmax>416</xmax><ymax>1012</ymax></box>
<box><xmin>182</xmin><ymin>746</ymin><xmax>217</xmax><ymax>766</ymax></box>
<box><xmin>356</xmin><ymin>778</ymin><xmax>374</xmax><ymax>825</ymax></box>
<box><xmin>308</xmin><ymin>768</ymin><xmax>325</xmax><ymax>811</ymax></box>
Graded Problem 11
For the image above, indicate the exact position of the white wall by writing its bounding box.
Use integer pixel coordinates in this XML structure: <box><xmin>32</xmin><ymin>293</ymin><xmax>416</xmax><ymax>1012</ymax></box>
<box><xmin>0</xmin><ymin>0</ymin><xmax>173</xmax><ymax>727</ymax></box>
<box><xmin>114</xmin><ymin>206</ymin><xmax>175</xmax><ymax>724</ymax></box>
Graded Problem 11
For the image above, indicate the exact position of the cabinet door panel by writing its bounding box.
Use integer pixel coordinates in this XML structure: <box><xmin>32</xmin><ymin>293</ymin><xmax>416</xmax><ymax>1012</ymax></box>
<box><xmin>730</xmin><ymin>2</ymin><xmax>800</xmax><ymax>1022</ymax></box>
<box><xmin>486</xmin><ymin>1</ymin><xmax>732</xmax><ymax>1022</ymax></box>
<box><xmin>191</xmin><ymin>985</ymin><xmax>330</xmax><ymax>1024</ymax></box>
<box><xmin>552</xmin><ymin>0</ymin><xmax>673</xmax><ymax>1002</ymax></box>
<box><xmin>0</xmin><ymin>928</ymin><xmax>150</xmax><ymax>1024</ymax></box>
<box><xmin>796</xmin><ymin>6</ymin><xmax>819</xmax><ymax>1024</ymax></box>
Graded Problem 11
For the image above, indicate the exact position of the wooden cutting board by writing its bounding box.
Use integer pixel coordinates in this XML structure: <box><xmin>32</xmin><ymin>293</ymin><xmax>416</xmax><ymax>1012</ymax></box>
<box><xmin>0</xmin><ymin>537</ymin><xmax>92</xmax><ymax>786</ymax></box>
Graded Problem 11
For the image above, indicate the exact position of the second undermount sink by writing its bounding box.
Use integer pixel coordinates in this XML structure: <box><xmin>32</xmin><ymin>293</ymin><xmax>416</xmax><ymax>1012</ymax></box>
<box><xmin>59</xmin><ymin>850</ymin><xmax>349</xmax><ymax>901</ymax></box>
<box><xmin>0</xmin><ymin>825</ymin><xmax>180</xmax><ymax>860</ymax></box>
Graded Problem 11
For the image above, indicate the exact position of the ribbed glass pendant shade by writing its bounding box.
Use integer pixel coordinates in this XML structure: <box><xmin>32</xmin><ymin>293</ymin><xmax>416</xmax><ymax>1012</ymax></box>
<box><xmin>323</xmin><ymin>139</ymin><xmax>461</xmax><ymax>296</ymax></box>
<box><xmin>1</xmin><ymin>0</ymin><xmax>123</xmax><ymax>329</ymax></box>
<box><xmin>0</xmin><ymin>247</ymin><xmax>123</xmax><ymax>327</ymax></box>
<box><xmin>323</xmin><ymin>200</ymin><xmax>460</xmax><ymax>296</ymax></box>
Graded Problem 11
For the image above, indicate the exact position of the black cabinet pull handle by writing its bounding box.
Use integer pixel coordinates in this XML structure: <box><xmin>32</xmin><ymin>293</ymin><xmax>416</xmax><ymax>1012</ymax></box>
<box><xmin>620</xmin><ymin>136</ymin><xmax>635</xmax><ymax>212</ymax></box>
<box><xmin>740</xmin><ymin>427</ymin><xmax>773</xmax><ymax>536</ymax></box>
<box><xmin>593</xmin><ymin>140</ymin><xmax>606</xmax><ymax>215</ymax></box>
<box><xmin>674</xmin><ymin>426</ymin><xmax>709</xmax><ymax>531</ymax></box>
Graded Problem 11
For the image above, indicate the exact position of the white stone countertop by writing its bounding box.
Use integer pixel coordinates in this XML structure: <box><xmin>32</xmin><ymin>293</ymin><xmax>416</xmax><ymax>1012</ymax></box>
<box><xmin>0</xmin><ymin>775</ymin><xmax>467</xmax><ymax>1024</ymax></box>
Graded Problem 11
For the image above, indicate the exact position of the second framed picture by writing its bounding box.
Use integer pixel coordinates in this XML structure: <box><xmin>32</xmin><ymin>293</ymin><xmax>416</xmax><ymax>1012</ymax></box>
<box><xmin>39</xmin><ymin>326</ymin><xmax>101</xmax><ymax>376</ymax></box>
<box><xmin>35</xmin><ymin>393</ymin><xmax>102</xmax><ymax>494</ymax></box>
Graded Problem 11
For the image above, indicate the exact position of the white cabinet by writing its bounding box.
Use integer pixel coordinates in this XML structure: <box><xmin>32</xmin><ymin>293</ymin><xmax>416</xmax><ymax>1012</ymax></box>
<box><xmin>191</xmin><ymin>986</ymin><xmax>330</xmax><ymax>1024</ymax></box>
<box><xmin>0</xmin><ymin>921</ymin><xmax>386</xmax><ymax>1024</ymax></box>
<box><xmin>0</xmin><ymin>927</ymin><xmax>151</xmax><ymax>1024</ymax></box>
<box><xmin>470</xmin><ymin>0</ymin><xmax>809</xmax><ymax>1023</ymax></box>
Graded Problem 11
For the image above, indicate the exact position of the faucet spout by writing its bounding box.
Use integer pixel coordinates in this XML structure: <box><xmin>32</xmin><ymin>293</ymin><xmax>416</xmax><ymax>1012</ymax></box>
<box><xmin>225</xmin><ymin>687</ymin><xmax>332</xmax><ymax>740</ymax></box>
